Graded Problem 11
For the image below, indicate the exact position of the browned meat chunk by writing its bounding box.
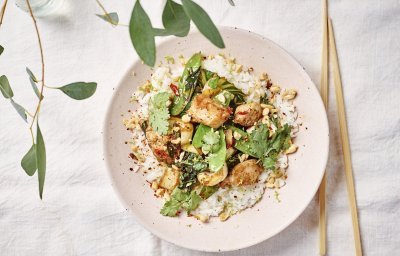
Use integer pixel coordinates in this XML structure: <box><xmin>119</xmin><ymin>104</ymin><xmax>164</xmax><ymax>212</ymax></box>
<box><xmin>187</xmin><ymin>94</ymin><xmax>231</xmax><ymax>129</ymax></box>
<box><xmin>145</xmin><ymin>127</ymin><xmax>180</xmax><ymax>164</ymax></box>
<box><xmin>233</xmin><ymin>102</ymin><xmax>262</xmax><ymax>127</ymax></box>
<box><xmin>229</xmin><ymin>159</ymin><xmax>263</xmax><ymax>186</ymax></box>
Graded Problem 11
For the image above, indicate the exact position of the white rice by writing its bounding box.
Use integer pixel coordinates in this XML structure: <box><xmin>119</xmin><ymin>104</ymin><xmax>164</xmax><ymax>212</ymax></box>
<box><xmin>203</xmin><ymin>55</ymin><xmax>266</xmax><ymax>102</ymax></box>
<box><xmin>193</xmin><ymin>172</ymin><xmax>269</xmax><ymax>218</ymax></box>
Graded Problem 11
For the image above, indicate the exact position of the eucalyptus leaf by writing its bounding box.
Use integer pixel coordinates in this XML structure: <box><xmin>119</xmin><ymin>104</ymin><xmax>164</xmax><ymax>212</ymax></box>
<box><xmin>96</xmin><ymin>12</ymin><xmax>119</xmax><ymax>26</ymax></box>
<box><xmin>181</xmin><ymin>0</ymin><xmax>225</xmax><ymax>48</ymax></box>
<box><xmin>29</xmin><ymin>77</ymin><xmax>41</xmax><ymax>99</ymax></box>
<box><xmin>26</xmin><ymin>67</ymin><xmax>38</xmax><ymax>82</ymax></box>
<box><xmin>129</xmin><ymin>0</ymin><xmax>156</xmax><ymax>66</ymax></box>
<box><xmin>0</xmin><ymin>75</ymin><xmax>13</xmax><ymax>98</ymax></box>
<box><xmin>36</xmin><ymin>123</ymin><xmax>46</xmax><ymax>199</ymax></box>
<box><xmin>0</xmin><ymin>45</ymin><xmax>4</xmax><ymax>55</ymax></box>
<box><xmin>21</xmin><ymin>144</ymin><xmax>37</xmax><ymax>176</ymax></box>
<box><xmin>162</xmin><ymin>0</ymin><xmax>190</xmax><ymax>37</ymax></box>
<box><xmin>153</xmin><ymin>28</ymin><xmax>174</xmax><ymax>36</ymax></box>
<box><xmin>57</xmin><ymin>82</ymin><xmax>97</xmax><ymax>100</ymax></box>
<box><xmin>228</xmin><ymin>0</ymin><xmax>235</xmax><ymax>6</ymax></box>
<box><xmin>10</xmin><ymin>99</ymin><xmax>27</xmax><ymax>122</ymax></box>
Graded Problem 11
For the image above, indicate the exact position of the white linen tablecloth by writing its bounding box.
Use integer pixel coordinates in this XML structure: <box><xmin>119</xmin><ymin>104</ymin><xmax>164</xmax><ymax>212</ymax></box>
<box><xmin>1</xmin><ymin>0</ymin><xmax>399</xmax><ymax>255</ymax></box>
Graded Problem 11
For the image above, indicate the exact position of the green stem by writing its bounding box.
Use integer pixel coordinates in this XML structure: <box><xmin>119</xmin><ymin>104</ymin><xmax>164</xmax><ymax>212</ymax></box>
<box><xmin>44</xmin><ymin>85</ymin><xmax>57</xmax><ymax>89</ymax></box>
<box><xmin>95</xmin><ymin>0</ymin><xmax>114</xmax><ymax>24</ymax></box>
<box><xmin>26</xmin><ymin>0</ymin><xmax>45</xmax><ymax>132</ymax></box>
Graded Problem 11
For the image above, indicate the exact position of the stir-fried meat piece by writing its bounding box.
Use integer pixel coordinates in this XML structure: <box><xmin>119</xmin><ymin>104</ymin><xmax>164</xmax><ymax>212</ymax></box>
<box><xmin>187</xmin><ymin>94</ymin><xmax>231</xmax><ymax>129</ymax></box>
<box><xmin>145</xmin><ymin>127</ymin><xmax>180</xmax><ymax>164</ymax></box>
<box><xmin>223</xmin><ymin>159</ymin><xmax>263</xmax><ymax>186</ymax></box>
<box><xmin>233</xmin><ymin>102</ymin><xmax>262</xmax><ymax>127</ymax></box>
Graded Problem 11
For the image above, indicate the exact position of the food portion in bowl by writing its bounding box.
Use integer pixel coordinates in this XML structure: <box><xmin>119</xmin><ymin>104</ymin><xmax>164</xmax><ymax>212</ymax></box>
<box><xmin>123</xmin><ymin>53</ymin><xmax>300</xmax><ymax>222</ymax></box>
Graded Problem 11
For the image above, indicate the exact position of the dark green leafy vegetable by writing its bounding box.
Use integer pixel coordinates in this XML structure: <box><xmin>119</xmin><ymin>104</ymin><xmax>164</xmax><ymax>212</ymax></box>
<box><xmin>177</xmin><ymin>152</ymin><xmax>208</xmax><ymax>190</ymax></box>
<box><xmin>0</xmin><ymin>45</ymin><xmax>3</xmax><ymax>55</ymax></box>
<box><xmin>160</xmin><ymin>188</ymin><xmax>202</xmax><ymax>216</ymax></box>
<box><xmin>221</xmin><ymin>83</ymin><xmax>245</xmax><ymax>104</ymax></box>
<box><xmin>170</xmin><ymin>53</ymin><xmax>202</xmax><ymax>115</ymax></box>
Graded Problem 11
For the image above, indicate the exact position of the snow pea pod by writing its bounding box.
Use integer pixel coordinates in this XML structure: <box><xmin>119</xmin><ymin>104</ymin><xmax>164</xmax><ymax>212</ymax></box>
<box><xmin>170</xmin><ymin>53</ymin><xmax>202</xmax><ymax>115</ymax></box>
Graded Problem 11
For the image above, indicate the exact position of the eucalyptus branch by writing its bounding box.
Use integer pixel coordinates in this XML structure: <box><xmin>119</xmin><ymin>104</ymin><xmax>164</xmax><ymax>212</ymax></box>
<box><xmin>26</xmin><ymin>0</ymin><xmax>45</xmax><ymax>130</ymax></box>
<box><xmin>95</xmin><ymin>0</ymin><xmax>113</xmax><ymax>23</ymax></box>
<box><xmin>95</xmin><ymin>0</ymin><xmax>230</xmax><ymax>67</ymax></box>
<box><xmin>95</xmin><ymin>0</ymin><xmax>120</xmax><ymax>26</ymax></box>
<box><xmin>0</xmin><ymin>0</ymin><xmax>8</xmax><ymax>27</ymax></box>
<box><xmin>0</xmin><ymin>0</ymin><xmax>98</xmax><ymax>199</ymax></box>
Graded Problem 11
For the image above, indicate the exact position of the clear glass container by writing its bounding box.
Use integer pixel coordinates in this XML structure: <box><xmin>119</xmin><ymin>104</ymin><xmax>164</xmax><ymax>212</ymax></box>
<box><xmin>15</xmin><ymin>0</ymin><xmax>64</xmax><ymax>17</ymax></box>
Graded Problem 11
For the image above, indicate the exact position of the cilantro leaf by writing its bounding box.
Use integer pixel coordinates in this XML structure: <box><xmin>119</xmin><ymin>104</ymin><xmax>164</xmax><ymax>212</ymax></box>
<box><xmin>160</xmin><ymin>188</ymin><xmax>203</xmax><ymax>217</ymax></box>
<box><xmin>202</xmin><ymin>129</ymin><xmax>221</xmax><ymax>154</ymax></box>
<box><xmin>149</xmin><ymin>92</ymin><xmax>171</xmax><ymax>135</ymax></box>
<box><xmin>152</xmin><ymin>91</ymin><xmax>170</xmax><ymax>108</ymax></box>
<box><xmin>262</xmin><ymin>156</ymin><xmax>276</xmax><ymax>169</ymax></box>
<box><xmin>160</xmin><ymin>198</ymin><xmax>181</xmax><ymax>217</ymax></box>
<box><xmin>230</xmin><ymin>124</ymin><xmax>291</xmax><ymax>170</ymax></box>
<box><xmin>249</xmin><ymin>123</ymin><xmax>270</xmax><ymax>158</ymax></box>
<box><xmin>183</xmin><ymin>190</ymin><xmax>202</xmax><ymax>212</ymax></box>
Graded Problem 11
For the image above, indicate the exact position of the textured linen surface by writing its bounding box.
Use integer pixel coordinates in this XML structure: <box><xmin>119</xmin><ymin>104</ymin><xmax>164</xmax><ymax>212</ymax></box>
<box><xmin>0</xmin><ymin>0</ymin><xmax>399</xmax><ymax>255</ymax></box>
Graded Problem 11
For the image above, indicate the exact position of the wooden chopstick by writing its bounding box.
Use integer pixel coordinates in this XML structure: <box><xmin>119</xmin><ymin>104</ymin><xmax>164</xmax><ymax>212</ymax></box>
<box><xmin>318</xmin><ymin>0</ymin><xmax>329</xmax><ymax>255</ymax></box>
<box><xmin>328</xmin><ymin>18</ymin><xmax>363</xmax><ymax>256</ymax></box>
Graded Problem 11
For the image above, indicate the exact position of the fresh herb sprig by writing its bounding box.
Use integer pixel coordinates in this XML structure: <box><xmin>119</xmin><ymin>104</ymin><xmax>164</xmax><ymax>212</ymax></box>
<box><xmin>148</xmin><ymin>92</ymin><xmax>171</xmax><ymax>135</ymax></box>
<box><xmin>0</xmin><ymin>0</ymin><xmax>97</xmax><ymax>199</ymax></box>
<box><xmin>160</xmin><ymin>187</ymin><xmax>202</xmax><ymax>217</ymax></box>
<box><xmin>96</xmin><ymin>0</ymin><xmax>234</xmax><ymax>66</ymax></box>
<box><xmin>230</xmin><ymin>123</ymin><xmax>292</xmax><ymax>170</ymax></box>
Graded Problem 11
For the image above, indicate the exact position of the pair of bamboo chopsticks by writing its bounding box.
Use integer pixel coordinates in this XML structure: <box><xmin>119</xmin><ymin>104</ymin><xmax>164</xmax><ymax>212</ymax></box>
<box><xmin>318</xmin><ymin>0</ymin><xmax>363</xmax><ymax>255</ymax></box>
